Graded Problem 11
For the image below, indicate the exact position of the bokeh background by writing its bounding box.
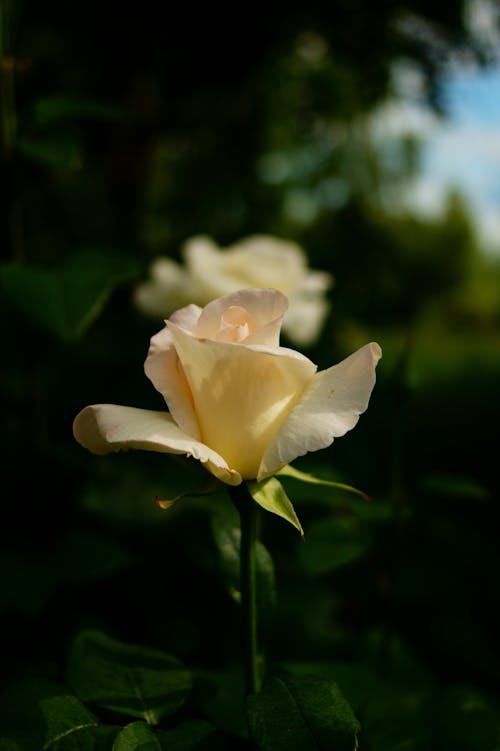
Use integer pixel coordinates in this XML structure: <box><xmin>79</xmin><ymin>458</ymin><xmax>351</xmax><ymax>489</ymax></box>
<box><xmin>1</xmin><ymin>0</ymin><xmax>500</xmax><ymax>748</ymax></box>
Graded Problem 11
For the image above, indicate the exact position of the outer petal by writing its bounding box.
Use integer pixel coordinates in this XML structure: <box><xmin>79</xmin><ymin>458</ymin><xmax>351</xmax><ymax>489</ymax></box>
<box><xmin>169</xmin><ymin>302</ymin><xmax>203</xmax><ymax>331</ymax></box>
<box><xmin>144</xmin><ymin>325</ymin><xmax>201</xmax><ymax>440</ymax></box>
<box><xmin>259</xmin><ymin>342</ymin><xmax>382</xmax><ymax>477</ymax></box>
<box><xmin>72</xmin><ymin>404</ymin><xmax>241</xmax><ymax>485</ymax></box>
<box><xmin>168</xmin><ymin>324</ymin><xmax>316</xmax><ymax>479</ymax></box>
<box><xmin>194</xmin><ymin>288</ymin><xmax>288</xmax><ymax>347</ymax></box>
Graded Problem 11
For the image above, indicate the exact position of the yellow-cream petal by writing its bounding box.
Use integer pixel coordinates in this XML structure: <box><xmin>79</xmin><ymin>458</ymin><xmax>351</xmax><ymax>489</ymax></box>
<box><xmin>144</xmin><ymin>325</ymin><xmax>201</xmax><ymax>440</ymax></box>
<box><xmin>168</xmin><ymin>324</ymin><xmax>316</xmax><ymax>479</ymax></box>
<box><xmin>259</xmin><ymin>342</ymin><xmax>382</xmax><ymax>477</ymax></box>
<box><xmin>72</xmin><ymin>404</ymin><xmax>241</xmax><ymax>485</ymax></box>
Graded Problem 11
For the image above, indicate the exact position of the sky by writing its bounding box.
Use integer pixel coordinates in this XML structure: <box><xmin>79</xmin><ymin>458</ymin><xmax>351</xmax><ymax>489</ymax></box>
<box><xmin>418</xmin><ymin>65</ymin><xmax>500</xmax><ymax>255</ymax></box>
<box><xmin>371</xmin><ymin>0</ymin><xmax>500</xmax><ymax>258</ymax></box>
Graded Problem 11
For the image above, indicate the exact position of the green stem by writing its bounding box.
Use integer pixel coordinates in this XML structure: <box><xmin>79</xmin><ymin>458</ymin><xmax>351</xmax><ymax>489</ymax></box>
<box><xmin>230</xmin><ymin>483</ymin><xmax>261</xmax><ymax>695</ymax></box>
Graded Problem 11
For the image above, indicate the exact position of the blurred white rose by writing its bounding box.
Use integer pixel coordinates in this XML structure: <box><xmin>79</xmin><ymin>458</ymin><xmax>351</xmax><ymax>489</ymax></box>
<box><xmin>133</xmin><ymin>235</ymin><xmax>333</xmax><ymax>345</ymax></box>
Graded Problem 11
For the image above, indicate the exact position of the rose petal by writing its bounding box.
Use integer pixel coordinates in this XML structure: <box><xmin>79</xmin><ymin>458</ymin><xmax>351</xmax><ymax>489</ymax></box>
<box><xmin>73</xmin><ymin>404</ymin><xmax>241</xmax><ymax>485</ymax></box>
<box><xmin>144</xmin><ymin>325</ymin><xmax>201</xmax><ymax>440</ymax></box>
<box><xmin>169</xmin><ymin>302</ymin><xmax>203</xmax><ymax>330</ymax></box>
<box><xmin>194</xmin><ymin>287</ymin><xmax>289</xmax><ymax>347</ymax></box>
<box><xmin>168</xmin><ymin>323</ymin><xmax>316</xmax><ymax>479</ymax></box>
<box><xmin>259</xmin><ymin>342</ymin><xmax>382</xmax><ymax>477</ymax></box>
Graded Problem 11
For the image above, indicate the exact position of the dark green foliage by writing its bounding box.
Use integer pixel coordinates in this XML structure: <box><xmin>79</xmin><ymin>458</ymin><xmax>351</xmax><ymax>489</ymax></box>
<box><xmin>67</xmin><ymin>630</ymin><xmax>192</xmax><ymax>724</ymax></box>
<box><xmin>247</xmin><ymin>674</ymin><xmax>360</xmax><ymax>750</ymax></box>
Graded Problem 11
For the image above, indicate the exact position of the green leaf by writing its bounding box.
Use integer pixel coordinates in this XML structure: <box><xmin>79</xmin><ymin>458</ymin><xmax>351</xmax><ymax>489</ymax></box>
<box><xmin>421</xmin><ymin>473</ymin><xmax>490</xmax><ymax>501</ymax></box>
<box><xmin>246</xmin><ymin>674</ymin><xmax>360</xmax><ymax>751</ymax></box>
<box><xmin>39</xmin><ymin>695</ymin><xmax>99</xmax><ymax>750</ymax></box>
<box><xmin>0</xmin><ymin>253</ymin><xmax>139</xmax><ymax>341</ymax></box>
<box><xmin>247</xmin><ymin>477</ymin><xmax>303</xmax><ymax>537</ymax></box>
<box><xmin>211</xmin><ymin>506</ymin><xmax>276</xmax><ymax>626</ymax></box>
<box><xmin>0</xmin><ymin>679</ymin><xmax>98</xmax><ymax>751</ymax></box>
<box><xmin>34</xmin><ymin>95</ymin><xmax>122</xmax><ymax>126</ymax></box>
<box><xmin>277</xmin><ymin>464</ymin><xmax>369</xmax><ymax>500</ymax></box>
<box><xmin>17</xmin><ymin>135</ymin><xmax>83</xmax><ymax>170</ymax></box>
<box><xmin>112</xmin><ymin>722</ymin><xmax>161</xmax><ymax>751</ymax></box>
<box><xmin>298</xmin><ymin>516</ymin><xmax>372</xmax><ymax>574</ymax></box>
<box><xmin>113</xmin><ymin>720</ymin><xmax>216</xmax><ymax>751</ymax></box>
<box><xmin>67</xmin><ymin>630</ymin><xmax>192</xmax><ymax>724</ymax></box>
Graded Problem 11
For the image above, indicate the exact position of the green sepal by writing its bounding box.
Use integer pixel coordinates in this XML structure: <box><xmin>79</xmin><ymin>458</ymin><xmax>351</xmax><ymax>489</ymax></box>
<box><xmin>247</xmin><ymin>477</ymin><xmax>303</xmax><ymax>538</ymax></box>
<box><xmin>276</xmin><ymin>464</ymin><xmax>370</xmax><ymax>501</ymax></box>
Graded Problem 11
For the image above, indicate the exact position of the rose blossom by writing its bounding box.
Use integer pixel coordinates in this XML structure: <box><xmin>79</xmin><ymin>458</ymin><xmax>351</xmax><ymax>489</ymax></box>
<box><xmin>133</xmin><ymin>235</ymin><xmax>333</xmax><ymax>346</ymax></box>
<box><xmin>74</xmin><ymin>288</ymin><xmax>381</xmax><ymax>485</ymax></box>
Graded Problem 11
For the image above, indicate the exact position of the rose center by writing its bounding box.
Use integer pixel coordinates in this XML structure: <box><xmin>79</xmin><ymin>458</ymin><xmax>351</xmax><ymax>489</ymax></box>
<box><xmin>216</xmin><ymin>305</ymin><xmax>255</xmax><ymax>342</ymax></box>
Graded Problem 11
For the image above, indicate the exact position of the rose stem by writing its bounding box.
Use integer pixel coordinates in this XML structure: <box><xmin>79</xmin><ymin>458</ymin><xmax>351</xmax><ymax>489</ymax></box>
<box><xmin>230</xmin><ymin>483</ymin><xmax>261</xmax><ymax>695</ymax></box>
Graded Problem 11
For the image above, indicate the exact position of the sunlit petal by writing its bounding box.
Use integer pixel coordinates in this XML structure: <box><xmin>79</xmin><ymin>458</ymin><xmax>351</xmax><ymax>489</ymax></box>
<box><xmin>259</xmin><ymin>342</ymin><xmax>382</xmax><ymax>477</ymax></box>
<box><xmin>168</xmin><ymin>323</ymin><xmax>316</xmax><ymax>478</ymax></box>
<box><xmin>144</xmin><ymin>326</ymin><xmax>201</xmax><ymax>440</ymax></box>
<box><xmin>194</xmin><ymin>288</ymin><xmax>288</xmax><ymax>346</ymax></box>
<box><xmin>73</xmin><ymin>404</ymin><xmax>241</xmax><ymax>484</ymax></box>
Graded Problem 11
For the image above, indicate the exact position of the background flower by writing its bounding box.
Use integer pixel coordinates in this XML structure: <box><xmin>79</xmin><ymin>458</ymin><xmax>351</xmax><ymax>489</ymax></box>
<box><xmin>134</xmin><ymin>235</ymin><xmax>333</xmax><ymax>346</ymax></box>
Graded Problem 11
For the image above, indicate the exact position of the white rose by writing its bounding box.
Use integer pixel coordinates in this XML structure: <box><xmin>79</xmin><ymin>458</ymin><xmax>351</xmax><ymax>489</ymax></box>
<box><xmin>133</xmin><ymin>235</ymin><xmax>333</xmax><ymax>345</ymax></box>
<box><xmin>74</xmin><ymin>289</ymin><xmax>381</xmax><ymax>486</ymax></box>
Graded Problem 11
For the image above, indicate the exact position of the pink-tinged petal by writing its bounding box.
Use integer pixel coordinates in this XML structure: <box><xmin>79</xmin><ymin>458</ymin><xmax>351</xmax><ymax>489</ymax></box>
<box><xmin>168</xmin><ymin>323</ymin><xmax>316</xmax><ymax>479</ymax></box>
<box><xmin>194</xmin><ymin>288</ymin><xmax>288</xmax><ymax>346</ymax></box>
<box><xmin>169</xmin><ymin>303</ymin><xmax>203</xmax><ymax>331</ymax></box>
<box><xmin>144</xmin><ymin>326</ymin><xmax>201</xmax><ymax>440</ymax></box>
<box><xmin>259</xmin><ymin>342</ymin><xmax>382</xmax><ymax>477</ymax></box>
<box><xmin>72</xmin><ymin>404</ymin><xmax>241</xmax><ymax>485</ymax></box>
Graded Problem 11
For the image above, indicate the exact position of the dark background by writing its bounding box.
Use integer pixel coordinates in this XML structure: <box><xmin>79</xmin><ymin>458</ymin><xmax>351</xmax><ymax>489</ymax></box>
<box><xmin>1</xmin><ymin>1</ymin><xmax>500</xmax><ymax>748</ymax></box>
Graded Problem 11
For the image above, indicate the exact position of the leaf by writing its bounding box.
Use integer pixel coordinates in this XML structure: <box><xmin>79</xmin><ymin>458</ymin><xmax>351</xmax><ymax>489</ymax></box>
<box><xmin>247</xmin><ymin>477</ymin><xmax>303</xmax><ymax>537</ymax></box>
<box><xmin>67</xmin><ymin>630</ymin><xmax>192</xmax><ymax>724</ymax></box>
<box><xmin>275</xmin><ymin>464</ymin><xmax>391</xmax><ymax>519</ymax></box>
<box><xmin>113</xmin><ymin>720</ymin><xmax>216</xmax><ymax>751</ymax></box>
<box><xmin>17</xmin><ymin>135</ymin><xmax>83</xmax><ymax>170</ymax></box>
<box><xmin>421</xmin><ymin>473</ymin><xmax>490</xmax><ymax>501</ymax></box>
<box><xmin>0</xmin><ymin>253</ymin><xmax>139</xmax><ymax>341</ymax></box>
<box><xmin>0</xmin><ymin>678</ymin><xmax>98</xmax><ymax>751</ymax></box>
<box><xmin>298</xmin><ymin>516</ymin><xmax>372</xmax><ymax>574</ymax></box>
<box><xmin>34</xmin><ymin>95</ymin><xmax>122</xmax><ymax>126</ymax></box>
<box><xmin>211</xmin><ymin>507</ymin><xmax>276</xmax><ymax>628</ymax></box>
<box><xmin>112</xmin><ymin>722</ymin><xmax>161</xmax><ymax>751</ymax></box>
<box><xmin>246</xmin><ymin>674</ymin><xmax>360</xmax><ymax>751</ymax></box>
<box><xmin>39</xmin><ymin>695</ymin><xmax>99</xmax><ymax>750</ymax></box>
<box><xmin>277</xmin><ymin>464</ymin><xmax>369</xmax><ymax>500</ymax></box>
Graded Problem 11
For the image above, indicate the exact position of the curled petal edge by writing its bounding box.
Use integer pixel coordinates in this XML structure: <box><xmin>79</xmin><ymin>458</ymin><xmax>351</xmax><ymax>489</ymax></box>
<box><xmin>72</xmin><ymin>404</ymin><xmax>242</xmax><ymax>486</ymax></box>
